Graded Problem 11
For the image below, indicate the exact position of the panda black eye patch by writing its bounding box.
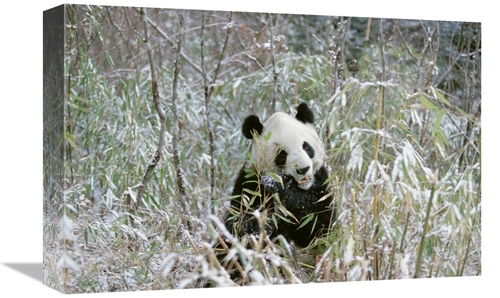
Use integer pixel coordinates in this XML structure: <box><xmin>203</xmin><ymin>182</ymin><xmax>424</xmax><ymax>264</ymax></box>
<box><xmin>303</xmin><ymin>141</ymin><xmax>315</xmax><ymax>158</ymax></box>
<box><xmin>275</xmin><ymin>149</ymin><xmax>288</xmax><ymax>167</ymax></box>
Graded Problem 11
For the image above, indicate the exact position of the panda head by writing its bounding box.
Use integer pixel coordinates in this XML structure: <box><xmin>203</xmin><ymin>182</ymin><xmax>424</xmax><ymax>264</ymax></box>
<box><xmin>242</xmin><ymin>103</ymin><xmax>326</xmax><ymax>190</ymax></box>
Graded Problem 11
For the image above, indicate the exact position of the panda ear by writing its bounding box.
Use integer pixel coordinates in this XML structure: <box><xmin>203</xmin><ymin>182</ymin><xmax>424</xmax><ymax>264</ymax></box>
<box><xmin>296</xmin><ymin>102</ymin><xmax>315</xmax><ymax>124</ymax></box>
<box><xmin>242</xmin><ymin>115</ymin><xmax>263</xmax><ymax>139</ymax></box>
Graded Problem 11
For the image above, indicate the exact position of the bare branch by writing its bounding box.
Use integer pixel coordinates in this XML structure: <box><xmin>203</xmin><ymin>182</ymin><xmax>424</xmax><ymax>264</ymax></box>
<box><xmin>201</xmin><ymin>11</ymin><xmax>215</xmax><ymax>216</ymax></box>
<box><xmin>137</xmin><ymin>114</ymin><xmax>167</xmax><ymax>205</ymax></box>
<box><xmin>136</xmin><ymin>7</ymin><xmax>167</xmax><ymax>206</ymax></box>
<box><xmin>171</xmin><ymin>11</ymin><xmax>189</xmax><ymax>215</ymax></box>
<box><xmin>140</xmin><ymin>8</ymin><xmax>165</xmax><ymax>120</ymax></box>
<box><xmin>269</xmin><ymin>13</ymin><xmax>279</xmax><ymax>112</ymax></box>
<box><xmin>146</xmin><ymin>15</ymin><xmax>203</xmax><ymax>75</ymax></box>
<box><xmin>324</xmin><ymin>17</ymin><xmax>350</xmax><ymax>148</ymax></box>
<box><xmin>391</xmin><ymin>19</ymin><xmax>419</xmax><ymax>66</ymax></box>
<box><xmin>207</xmin><ymin>11</ymin><xmax>233</xmax><ymax>99</ymax></box>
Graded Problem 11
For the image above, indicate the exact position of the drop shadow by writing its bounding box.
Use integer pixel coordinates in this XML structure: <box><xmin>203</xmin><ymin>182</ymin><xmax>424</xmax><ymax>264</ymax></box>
<box><xmin>3</xmin><ymin>263</ymin><xmax>43</xmax><ymax>283</ymax></box>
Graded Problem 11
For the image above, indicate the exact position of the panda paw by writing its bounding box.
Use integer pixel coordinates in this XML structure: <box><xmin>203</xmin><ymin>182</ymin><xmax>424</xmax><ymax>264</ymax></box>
<box><xmin>261</xmin><ymin>173</ymin><xmax>294</xmax><ymax>192</ymax></box>
<box><xmin>239</xmin><ymin>212</ymin><xmax>276</xmax><ymax>236</ymax></box>
<box><xmin>240</xmin><ymin>219</ymin><xmax>263</xmax><ymax>236</ymax></box>
<box><xmin>260</xmin><ymin>173</ymin><xmax>281</xmax><ymax>192</ymax></box>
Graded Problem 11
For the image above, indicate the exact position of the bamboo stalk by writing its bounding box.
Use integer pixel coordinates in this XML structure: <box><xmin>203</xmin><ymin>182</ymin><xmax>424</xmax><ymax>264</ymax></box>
<box><xmin>371</xmin><ymin>18</ymin><xmax>387</xmax><ymax>280</ymax></box>
<box><xmin>413</xmin><ymin>177</ymin><xmax>437</xmax><ymax>278</ymax></box>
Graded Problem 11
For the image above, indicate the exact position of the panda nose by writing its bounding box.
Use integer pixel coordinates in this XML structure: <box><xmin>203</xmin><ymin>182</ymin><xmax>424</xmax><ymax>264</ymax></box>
<box><xmin>295</xmin><ymin>166</ymin><xmax>310</xmax><ymax>175</ymax></box>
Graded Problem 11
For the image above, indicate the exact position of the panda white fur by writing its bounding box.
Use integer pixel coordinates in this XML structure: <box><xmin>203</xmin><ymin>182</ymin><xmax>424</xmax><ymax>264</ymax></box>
<box><xmin>225</xmin><ymin>103</ymin><xmax>336</xmax><ymax>248</ymax></box>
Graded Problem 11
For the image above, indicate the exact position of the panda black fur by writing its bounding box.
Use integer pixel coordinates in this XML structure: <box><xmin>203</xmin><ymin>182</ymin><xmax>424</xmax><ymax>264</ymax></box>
<box><xmin>225</xmin><ymin>103</ymin><xmax>336</xmax><ymax>248</ymax></box>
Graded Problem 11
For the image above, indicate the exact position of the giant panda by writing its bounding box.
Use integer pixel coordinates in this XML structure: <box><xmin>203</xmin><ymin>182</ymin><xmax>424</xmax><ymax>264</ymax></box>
<box><xmin>224</xmin><ymin>102</ymin><xmax>336</xmax><ymax>249</ymax></box>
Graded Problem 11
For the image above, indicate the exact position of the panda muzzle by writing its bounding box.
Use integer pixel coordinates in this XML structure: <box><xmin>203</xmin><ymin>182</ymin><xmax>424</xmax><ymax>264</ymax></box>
<box><xmin>297</xmin><ymin>176</ymin><xmax>310</xmax><ymax>185</ymax></box>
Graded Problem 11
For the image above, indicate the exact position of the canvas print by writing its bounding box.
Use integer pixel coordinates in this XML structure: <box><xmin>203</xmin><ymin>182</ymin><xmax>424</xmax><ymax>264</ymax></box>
<box><xmin>43</xmin><ymin>4</ymin><xmax>481</xmax><ymax>294</ymax></box>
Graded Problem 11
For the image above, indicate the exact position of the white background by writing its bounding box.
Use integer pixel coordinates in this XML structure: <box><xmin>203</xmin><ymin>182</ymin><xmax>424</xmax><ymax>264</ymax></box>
<box><xmin>0</xmin><ymin>1</ymin><xmax>496</xmax><ymax>297</ymax></box>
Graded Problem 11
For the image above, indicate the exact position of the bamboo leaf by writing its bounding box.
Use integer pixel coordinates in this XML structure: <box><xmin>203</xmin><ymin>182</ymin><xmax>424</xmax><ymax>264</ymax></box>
<box><xmin>265</xmin><ymin>172</ymin><xmax>284</xmax><ymax>188</ymax></box>
<box><xmin>272</xmin><ymin>214</ymin><xmax>278</xmax><ymax>229</ymax></box>
<box><xmin>298</xmin><ymin>213</ymin><xmax>316</xmax><ymax>229</ymax></box>
<box><xmin>431</xmin><ymin>87</ymin><xmax>451</xmax><ymax>106</ymax></box>
<box><xmin>263</xmin><ymin>130</ymin><xmax>272</xmax><ymax>141</ymax></box>
<box><xmin>242</xmin><ymin>188</ymin><xmax>260</xmax><ymax>197</ymax></box>
<box><xmin>278</xmin><ymin>205</ymin><xmax>299</xmax><ymax>222</ymax></box>
<box><xmin>418</xmin><ymin>95</ymin><xmax>439</xmax><ymax>111</ymax></box>
<box><xmin>432</xmin><ymin>110</ymin><xmax>445</xmax><ymax>138</ymax></box>
<box><xmin>244</xmin><ymin>168</ymin><xmax>257</xmax><ymax>179</ymax></box>
<box><xmin>273</xmin><ymin>212</ymin><xmax>295</xmax><ymax>224</ymax></box>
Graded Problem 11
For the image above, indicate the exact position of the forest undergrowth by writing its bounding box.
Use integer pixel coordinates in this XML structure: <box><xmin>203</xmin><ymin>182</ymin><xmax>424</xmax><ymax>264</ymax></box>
<box><xmin>42</xmin><ymin>5</ymin><xmax>481</xmax><ymax>293</ymax></box>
